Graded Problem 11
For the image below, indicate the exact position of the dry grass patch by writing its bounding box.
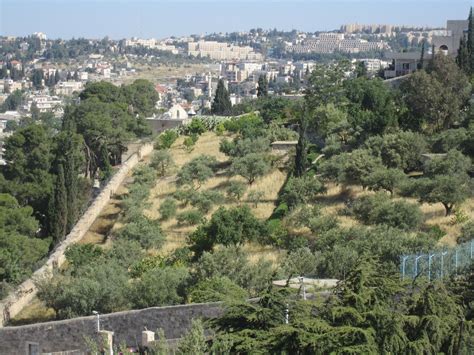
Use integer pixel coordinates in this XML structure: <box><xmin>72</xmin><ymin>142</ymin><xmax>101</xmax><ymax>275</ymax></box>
<box><xmin>145</xmin><ymin>132</ymin><xmax>287</xmax><ymax>257</ymax></box>
<box><xmin>9</xmin><ymin>298</ymin><xmax>55</xmax><ymax>326</ymax></box>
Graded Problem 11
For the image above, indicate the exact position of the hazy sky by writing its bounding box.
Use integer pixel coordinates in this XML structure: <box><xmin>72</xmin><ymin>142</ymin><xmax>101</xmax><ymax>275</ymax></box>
<box><xmin>1</xmin><ymin>0</ymin><xmax>472</xmax><ymax>39</ymax></box>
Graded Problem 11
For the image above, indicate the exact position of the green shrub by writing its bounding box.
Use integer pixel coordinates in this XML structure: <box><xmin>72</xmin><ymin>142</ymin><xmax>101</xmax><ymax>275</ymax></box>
<box><xmin>351</xmin><ymin>193</ymin><xmax>422</xmax><ymax>230</ymax></box>
<box><xmin>177</xmin><ymin>210</ymin><xmax>204</xmax><ymax>226</ymax></box>
<box><xmin>159</xmin><ymin>198</ymin><xmax>177</xmax><ymax>221</ymax></box>
<box><xmin>155</xmin><ymin>130</ymin><xmax>178</xmax><ymax>149</ymax></box>
<box><xmin>116</xmin><ymin>215</ymin><xmax>164</xmax><ymax>249</ymax></box>
<box><xmin>272</xmin><ymin>202</ymin><xmax>289</xmax><ymax>219</ymax></box>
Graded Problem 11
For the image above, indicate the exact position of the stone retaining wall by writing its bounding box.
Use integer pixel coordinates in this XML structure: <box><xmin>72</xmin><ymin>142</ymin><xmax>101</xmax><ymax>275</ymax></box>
<box><xmin>0</xmin><ymin>303</ymin><xmax>222</xmax><ymax>354</ymax></box>
<box><xmin>0</xmin><ymin>143</ymin><xmax>154</xmax><ymax>327</ymax></box>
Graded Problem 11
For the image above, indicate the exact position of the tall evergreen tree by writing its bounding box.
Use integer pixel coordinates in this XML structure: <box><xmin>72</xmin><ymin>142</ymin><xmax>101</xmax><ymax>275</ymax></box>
<box><xmin>54</xmin><ymin>70</ymin><xmax>60</xmax><ymax>84</ymax></box>
<box><xmin>257</xmin><ymin>74</ymin><xmax>268</xmax><ymax>97</ymax></box>
<box><xmin>457</xmin><ymin>37</ymin><xmax>470</xmax><ymax>73</ymax></box>
<box><xmin>294</xmin><ymin>115</ymin><xmax>309</xmax><ymax>177</ymax></box>
<box><xmin>48</xmin><ymin>163</ymin><xmax>68</xmax><ymax>241</ymax></box>
<box><xmin>468</xmin><ymin>7</ymin><xmax>474</xmax><ymax>73</ymax></box>
<box><xmin>211</xmin><ymin>79</ymin><xmax>232</xmax><ymax>115</ymax></box>
<box><xmin>418</xmin><ymin>41</ymin><xmax>425</xmax><ymax>70</ymax></box>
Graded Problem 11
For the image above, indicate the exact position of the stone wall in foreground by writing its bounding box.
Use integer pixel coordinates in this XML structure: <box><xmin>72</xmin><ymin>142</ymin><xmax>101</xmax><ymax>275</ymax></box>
<box><xmin>0</xmin><ymin>303</ymin><xmax>222</xmax><ymax>354</ymax></box>
<box><xmin>0</xmin><ymin>143</ymin><xmax>154</xmax><ymax>328</ymax></box>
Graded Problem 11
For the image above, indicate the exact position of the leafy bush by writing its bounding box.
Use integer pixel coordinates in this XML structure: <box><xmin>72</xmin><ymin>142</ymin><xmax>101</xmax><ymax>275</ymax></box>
<box><xmin>130</xmin><ymin>266</ymin><xmax>189</xmax><ymax>309</ymax></box>
<box><xmin>65</xmin><ymin>244</ymin><xmax>103</xmax><ymax>273</ymax></box>
<box><xmin>183</xmin><ymin>134</ymin><xmax>199</xmax><ymax>152</ymax></box>
<box><xmin>280</xmin><ymin>175</ymin><xmax>326</xmax><ymax>209</ymax></box>
<box><xmin>193</xmin><ymin>247</ymin><xmax>274</xmax><ymax>296</ymax></box>
<box><xmin>159</xmin><ymin>198</ymin><xmax>177</xmax><ymax>221</ymax></box>
<box><xmin>155</xmin><ymin>130</ymin><xmax>178</xmax><ymax>150</ymax></box>
<box><xmin>189</xmin><ymin>206</ymin><xmax>268</xmax><ymax>256</ymax></box>
<box><xmin>177</xmin><ymin>210</ymin><xmax>204</xmax><ymax>226</ymax></box>
<box><xmin>351</xmin><ymin>193</ymin><xmax>422</xmax><ymax>230</ymax></box>
<box><xmin>188</xmin><ymin>276</ymin><xmax>248</xmax><ymax>303</ymax></box>
<box><xmin>116</xmin><ymin>215</ymin><xmax>164</xmax><ymax>249</ymax></box>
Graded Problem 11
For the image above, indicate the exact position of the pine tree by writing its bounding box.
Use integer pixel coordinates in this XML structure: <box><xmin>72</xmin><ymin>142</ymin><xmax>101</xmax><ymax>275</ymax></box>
<box><xmin>257</xmin><ymin>74</ymin><xmax>268</xmax><ymax>97</ymax></box>
<box><xmin>211</xmin><ymin>79</ymin><xmax>232</xmax><ymax>115</ymax></box>
<box><xmin>294</xmin><ymin>116</ymin><xmax>308</xmax><ymax>177</ymax></box>
<box><xmin>48</xmin><ymin>163</ymin><xmax>68</xmax><ymax>241</ymax></box>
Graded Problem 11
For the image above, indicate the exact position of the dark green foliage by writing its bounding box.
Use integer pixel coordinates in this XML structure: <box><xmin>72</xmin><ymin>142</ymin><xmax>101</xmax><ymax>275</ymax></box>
<box><xmin>116</xmin><ymin>215</ymin><xmax>163</xmax><ymax>249</ymax></box>
<box><xmin>231</xmin><ymin>153</ymin><xmax>270</xmax><ymax>185</ymax></box>
<box><xmin>257</xmin><ymin>74</ymin><xmax>268</xmax><ymax>98</ymax></box>
<box><xmin>363</xmin><ymin>167</ymin><xmax>406</xmax><ymax>195</ymax></box>
<box><xmin>294</xmin><ymin>117</ymin><xmax>309</xmax><ymax>177</ymax></box>
<box><xmin>159</xmin><ymin>198</ymin><xmax>177</xmax><ymax>221</ymax></box>
<box><xmin>2</xmin><ymin>124</ymin><xmax>53</xmax><ymax>227</ymax></box>
<box><xmin>344</xmin><ymin>77</ymin><xmax>399</xmax><ymax>139</ymax></box>
<box><xmin>364</xmin><ymin>131</ymin><xmax>427</xmax><ymax>172</ymax></box>
<box><xmin>193</xmin><ymin>247</ymin><xmax>274</xmax><ymax>297</ymax></box>
<box><xmin>48</xmin><ymin>164</ymin><xmax>68</xmax><ymax>241</ymax></box>
<box><xmin>65</xmin><ymin>244</ymin><xmax>103</xmax><ymax>274</ymax></box>
<box><xmin>37</xmin><ymin>260</ymin><xmax>131</xmax><ymax>319</ymax></box>
<box><xmin>188</xmin><ymin>276</ymin><xmax>248</xmax><ymax>303</ymax></box>
<box><xmin>320</xmin><ymin>148</ymin><xmax>383</xmax><ymax>187</ymax></box>
<box><xmin>350</xmin><ymin>193</ymin><xmax>422</xmax><ymax>230</ymax></box>
<box><xmin>189</xmin><ymin>206</ymin><xmax>267</xmax><ymax>256</ymax></box>
<box><xmin>400</xmin><ymin>54</ymin><xmax>470</xmax><ymax>133</ymax></box>
<box><xmin>211</xmin><ymin>79</ymin><xmax>232</xmax><ymax>115</ymax></box>
<box><xmin>280</xmin><ymin>175</ymin><xmax>326</xmax><ymax>209</ymax></box>
<box><xmin>220</xmin><ymin>136</ymin><xmax>270</xmax><ymax>157</ymax></box>
<box><xmin>130</xmin><ymin>266</ymin><xmax>189</xmax><ymax>309</ymax></box>
<box><xmin>0</xmin><ymin>90</ymin><xmax>23</xmax><ymax>112</ymax></box>
<box><xmin>0</xmin><ymin>193</ymin><xmax>49</xmax><ymax>284</ymax></box>
<box><xmin>210</xmin><ymin>258</ymin><xmax>470</xmax><ymax>353</ymax></box>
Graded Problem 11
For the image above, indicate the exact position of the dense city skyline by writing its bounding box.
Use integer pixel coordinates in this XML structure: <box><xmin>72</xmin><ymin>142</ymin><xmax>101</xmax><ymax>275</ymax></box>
<box><xmin>1</xmin><ymin>0</ymin><xmax>472</xmax><ymax>39</ymax></box>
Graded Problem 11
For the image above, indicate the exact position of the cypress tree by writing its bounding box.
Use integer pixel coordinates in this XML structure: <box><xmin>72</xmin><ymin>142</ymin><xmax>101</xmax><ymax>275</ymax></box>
<box><xmin>211</xmin><ymin>79</ymin><xmax>232</xmax><ymax>115</ymax></box>
<box><xmin>294</xmin><ymin>116</ymin><xmax>308</xmax><ymax>177</ymax></box>
<box><xmin>456</xmin><ymin>36</ymin><xmax>470</xmax><ymax>73</ymax></box>
<box><xmin>418</xmin><ymin>41</ymin><xmax>425</xmax><ymax>70</ymax></box>
<box><xmin>257</xmin><ymin>74</ymin><xmax>268</xmax><ymax>97</ymax></box>
<box><xmin>54</xmin><ymin>69</ymin><xmax>60</xmax><ymax>84</ymax></box>
<box><xmin>49</xmin><ymin>163</ymin><xmax>68</xmax><ymax>242</ymax></box>
<box><xmin>64</xmin><ymin>136</ymin><xmax>80</xmax><ymax>233</ymax></box>
<box><xmin>468</xmin><ymin>7</ymin><xmax>474</xmax><ymax>73</ymax></box>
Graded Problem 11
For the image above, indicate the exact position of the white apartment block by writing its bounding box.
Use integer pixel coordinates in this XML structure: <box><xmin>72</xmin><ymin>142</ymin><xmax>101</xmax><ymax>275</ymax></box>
<box><xmin>187</xmin><ymin>41</ymin><xmax>262</xmax><ymax>61</ymax></box>
<box><xmin>55</xmin><ymin>81</ymin><xmax>84</xmax><ymax>96</ymax></box>
<box><xmin>125</xmin><ymin>38</ymin><xmax>178</xmax><ymax>54</ymax></box>
<box><xmin>289</xmin><ymin>33</ymin><xmax>388</xmax><ymax>54</ymax></box>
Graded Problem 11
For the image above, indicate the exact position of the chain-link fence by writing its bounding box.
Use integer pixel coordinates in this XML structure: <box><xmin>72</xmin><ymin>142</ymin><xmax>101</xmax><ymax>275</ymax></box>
<box><xmin>400</xmin><ymin>240</ymin><xmax>474</xmax><ymax>281</ymax></box>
